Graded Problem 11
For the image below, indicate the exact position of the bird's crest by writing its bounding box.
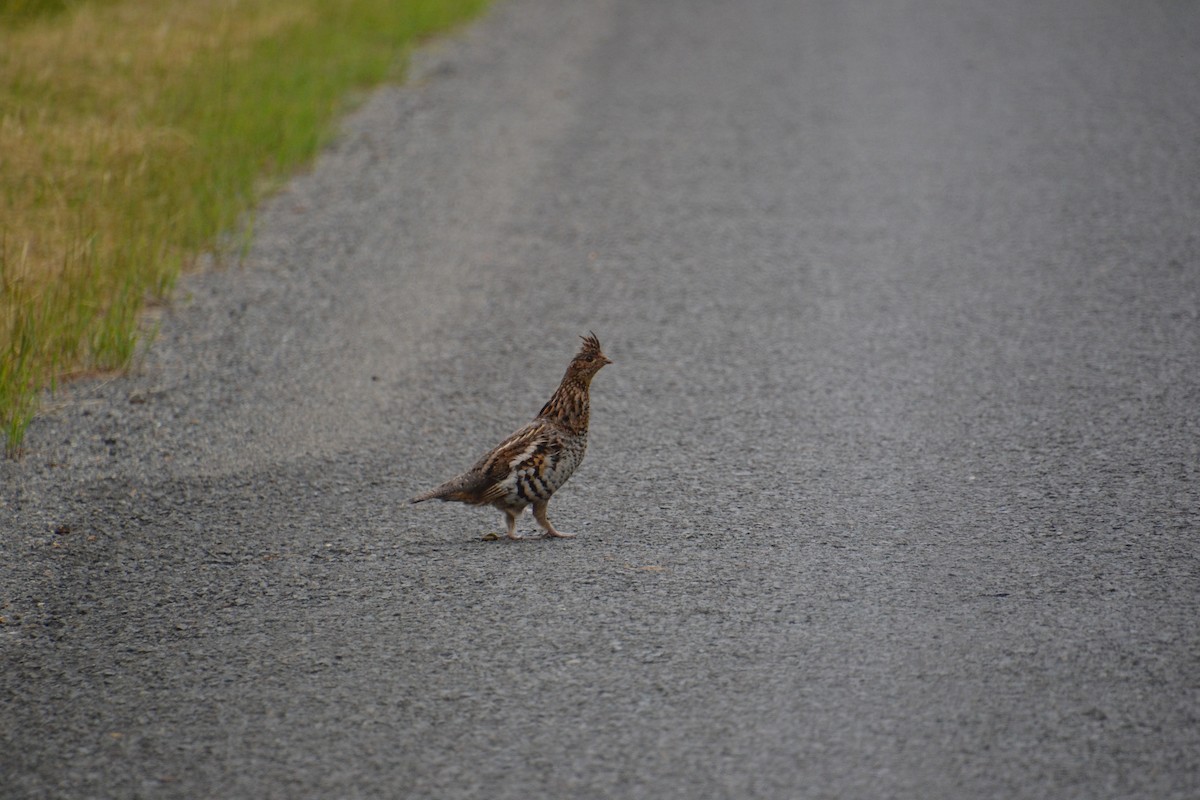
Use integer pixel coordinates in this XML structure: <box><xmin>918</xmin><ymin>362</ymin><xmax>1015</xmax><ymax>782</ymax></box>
<box><xmin>578</xmin><ymin>332</ymin><xmax>603</xmax><ymax>359</ymax></box>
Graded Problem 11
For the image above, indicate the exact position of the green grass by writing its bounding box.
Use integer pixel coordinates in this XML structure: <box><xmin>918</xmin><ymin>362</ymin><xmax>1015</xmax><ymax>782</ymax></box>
<box><xmin>0</xmin><ymin>0</ymin><xmax>487</xmax><ymax>457</ymax></box>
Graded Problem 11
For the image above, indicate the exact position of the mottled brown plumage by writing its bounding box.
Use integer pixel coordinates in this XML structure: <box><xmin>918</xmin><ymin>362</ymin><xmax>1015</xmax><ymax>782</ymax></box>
<box><xmin>410</xmin><ymin>333</ymin><xmax>612</xmax><ymax>540</ymax></box>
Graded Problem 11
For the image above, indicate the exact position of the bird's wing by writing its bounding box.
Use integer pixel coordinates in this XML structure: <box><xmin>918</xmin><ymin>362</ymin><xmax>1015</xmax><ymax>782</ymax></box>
<box><xmin>472</xmin><ymin>421</ymin><xmax>565</xmax><ymax>503</ymax></box>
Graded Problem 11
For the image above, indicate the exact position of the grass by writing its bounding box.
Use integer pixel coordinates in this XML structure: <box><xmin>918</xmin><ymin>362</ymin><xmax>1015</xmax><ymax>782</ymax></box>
<box><xmin>0</xmin><ymin>0</ymin><xmax>487</xmax><ymax>456</ymax></box>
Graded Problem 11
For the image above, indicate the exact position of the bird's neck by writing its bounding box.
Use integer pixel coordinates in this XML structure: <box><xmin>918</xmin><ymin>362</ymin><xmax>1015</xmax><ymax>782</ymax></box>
<box><xmin>538</xmin><ymin>374</ymin><xmax>591</xmax><ymax>434</ymax></box>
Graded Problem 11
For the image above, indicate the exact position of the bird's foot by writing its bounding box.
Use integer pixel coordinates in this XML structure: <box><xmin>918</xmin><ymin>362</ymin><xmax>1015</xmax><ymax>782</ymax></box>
<box><xmin>481</xmin><ymin>532</ymin><xmax>501</xmax><ymax>541</ymax></box>
<box><xmin>530</xmin><ymin>504</ymin><xmax>574</xmax><ymax>539</ymax></box>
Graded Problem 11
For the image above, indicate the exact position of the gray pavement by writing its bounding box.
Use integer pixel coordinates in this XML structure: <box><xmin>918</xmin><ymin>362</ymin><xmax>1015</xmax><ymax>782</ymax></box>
<box><xmin>3</xmin><ymin>0</ymin><xmax>1199</xmax><ymax>797</ymax></box>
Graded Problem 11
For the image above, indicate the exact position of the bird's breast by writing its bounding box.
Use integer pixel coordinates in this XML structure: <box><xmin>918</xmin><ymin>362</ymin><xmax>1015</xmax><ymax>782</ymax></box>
<box><xmin>501</xmin><ymin>434</ymin><xmax>587</xmax><ymax>504</ymax></box>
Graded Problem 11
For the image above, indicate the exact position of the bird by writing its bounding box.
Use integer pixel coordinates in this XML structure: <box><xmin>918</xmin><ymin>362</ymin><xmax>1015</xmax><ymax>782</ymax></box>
<box><xmin>410</xmin><ymin>333</ymin><xmax>612</xmax><ymax>540</ymax></box>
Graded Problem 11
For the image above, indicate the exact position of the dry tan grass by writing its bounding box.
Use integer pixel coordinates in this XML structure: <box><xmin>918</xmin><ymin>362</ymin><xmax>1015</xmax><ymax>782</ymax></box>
<box><xmin>0</xmin><ymin>0</ymin><xmax>488</xmax><ymax>454</ymax></box>
<box><xmin>1</xmin><ymin>0</ymin><xmax>311</xmax><ymax>282</ymax></box>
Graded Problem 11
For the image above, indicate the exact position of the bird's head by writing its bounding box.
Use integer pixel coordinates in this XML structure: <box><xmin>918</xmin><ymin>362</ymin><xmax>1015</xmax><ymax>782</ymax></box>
<box><xmin>568</xmin><ymin>332</ymin><xmax>612</xmax><ymax>382</ymax></box>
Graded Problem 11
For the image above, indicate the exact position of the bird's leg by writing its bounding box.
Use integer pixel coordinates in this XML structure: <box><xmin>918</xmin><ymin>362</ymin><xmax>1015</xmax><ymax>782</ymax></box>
<box><xmin>503</xmin><ymin>509</ymin><xmax>525</xmax><ymax>541</ymax></box>
<box><xmin>533</xmin><ymin>501</ymin><xmax>576</xmax><ymax>539</ymax></box>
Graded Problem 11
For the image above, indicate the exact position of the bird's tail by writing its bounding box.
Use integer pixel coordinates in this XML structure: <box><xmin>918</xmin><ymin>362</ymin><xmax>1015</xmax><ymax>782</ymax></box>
<box><xmin>409</xmin><ymin>487</ymin><xmax>443</xmax><ymax>504</ymax></box>
<box><xmin>410</xmin><ymin>473</ymin><xmax>485</xmax><ymax>505</ymax></box>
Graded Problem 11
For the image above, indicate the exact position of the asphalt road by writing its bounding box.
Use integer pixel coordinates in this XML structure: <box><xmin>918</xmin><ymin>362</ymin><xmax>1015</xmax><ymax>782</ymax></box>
<box><xmin>3</xmin><ymin>0</ymin><xmax>1199</xmax><ymax>797</ymax></box>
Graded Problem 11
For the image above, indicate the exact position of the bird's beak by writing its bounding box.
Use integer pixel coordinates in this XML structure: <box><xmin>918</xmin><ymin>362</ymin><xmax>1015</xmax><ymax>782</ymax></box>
<box><xmin>602</xmin><ymin>355</ymin><xmax>613</xmax><ymax>365</ymax></box>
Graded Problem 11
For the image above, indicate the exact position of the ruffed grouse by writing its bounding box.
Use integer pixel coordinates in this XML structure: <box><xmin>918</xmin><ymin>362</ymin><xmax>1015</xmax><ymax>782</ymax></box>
<box><xmin>410</xmin><ymin>333</ymin><xmax>612</xmax><ymax>540</ymax></box>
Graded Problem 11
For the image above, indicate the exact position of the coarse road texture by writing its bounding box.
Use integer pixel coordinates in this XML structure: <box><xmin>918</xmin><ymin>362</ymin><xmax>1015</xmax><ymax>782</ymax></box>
<box><xmin>3</xmin><ymin>0</ymin><xmax>1199</xmax><ymax>797</ymax></box>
